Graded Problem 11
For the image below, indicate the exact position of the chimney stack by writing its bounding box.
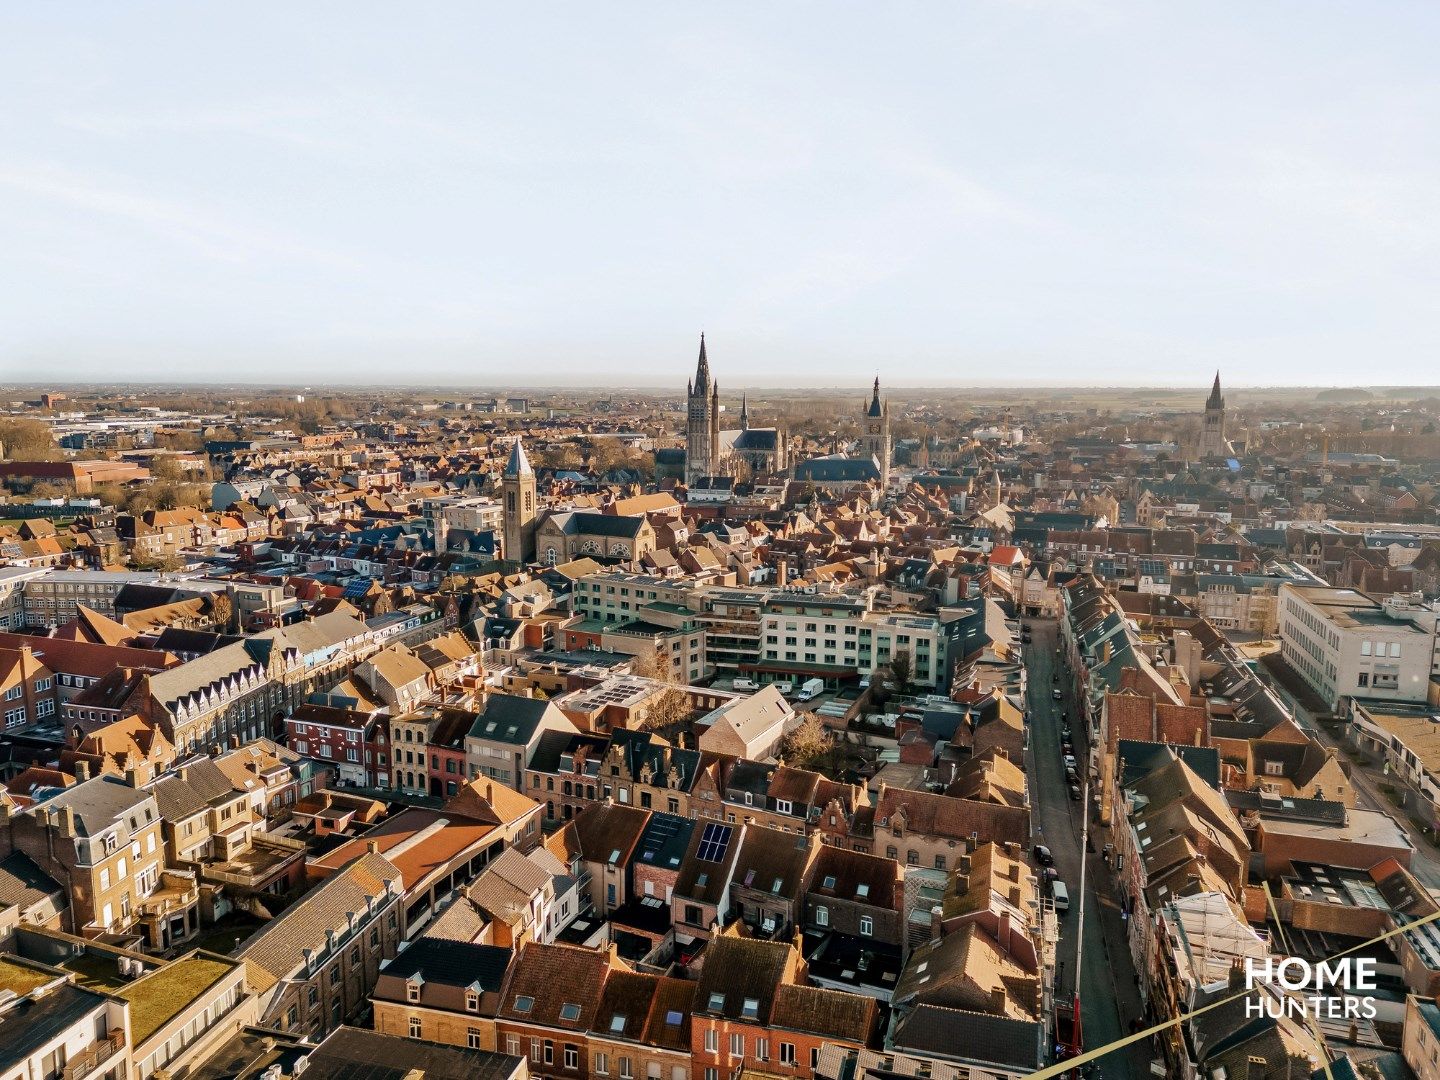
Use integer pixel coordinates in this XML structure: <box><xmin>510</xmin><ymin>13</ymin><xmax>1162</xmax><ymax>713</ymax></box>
<box><xmin>74</xmin><ymin>760</ymin><xmax>91</xmax><ymax>783</ymax></box>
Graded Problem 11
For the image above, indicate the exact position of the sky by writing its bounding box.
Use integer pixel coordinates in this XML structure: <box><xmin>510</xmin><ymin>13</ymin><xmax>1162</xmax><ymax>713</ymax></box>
<box><xmin>4</xmin><ymin>2</ymin><xmax>1440</xmax><ymax>388</ymax></box>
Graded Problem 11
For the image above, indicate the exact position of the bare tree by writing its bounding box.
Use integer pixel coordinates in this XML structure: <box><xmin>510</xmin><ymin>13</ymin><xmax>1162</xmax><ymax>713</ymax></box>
<box><xmin>641</xmin><ymin>686</ymin><xmax>693</xmax><ymax>733</ymax></box>
<box><xmin>780</xmin><ymin>714</ymin><xmax>832</xmax><ymax>767</ymax></box>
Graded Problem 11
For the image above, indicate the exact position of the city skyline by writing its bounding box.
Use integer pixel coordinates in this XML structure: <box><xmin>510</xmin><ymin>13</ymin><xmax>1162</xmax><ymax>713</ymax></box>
<box><xmin>6</xmin><ymin>3</ymin><xmax>1440</xmax><ymax>386</ymax></box>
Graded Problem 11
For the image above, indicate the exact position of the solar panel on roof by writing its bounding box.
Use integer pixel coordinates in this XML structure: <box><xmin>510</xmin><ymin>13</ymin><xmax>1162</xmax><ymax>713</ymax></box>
<box><xmin>696</xmin><ymin>822</ymin><xmax>732</xmax><ymax>862</ymax></box>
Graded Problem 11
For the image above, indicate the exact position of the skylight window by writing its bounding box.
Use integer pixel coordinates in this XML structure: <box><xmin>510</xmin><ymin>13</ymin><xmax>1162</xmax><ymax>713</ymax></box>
<box><xmin>514</xmin><ymin>995</ymin><xmax>534</xmax><ymax>1014</ymax></box>
<box><xmin>665</xmin><ymin>1010</ymin><xmax>683</xmax><ymax>1026</ymax></box>
<box><xmin>856</xmin><ymin>883</ymin><xmax>870</xmax><ymax>898</ymax></box>
<box><xmin>560</xmin><ymin>1003</ymin><xmax>582</xmax><ymax>1021</ymax></box>
<box><xmin>708</xmin><ymin>992</ymin><xmax>725</xmax><ymax>1011</ymax></box>
<box><xmin>741</xmin><ymin>997</ymin><xmax>760</xmax><ymax>1019</ymax></box>
<box><xmin>822</xmin><ymin>875</ymin><xmax>837</xmax><ymax>890</ymax></box>
<box><xmin>610</xmin><ymin>1014</ymin><xmax>626</xmax><ymax>1032</ymax></box>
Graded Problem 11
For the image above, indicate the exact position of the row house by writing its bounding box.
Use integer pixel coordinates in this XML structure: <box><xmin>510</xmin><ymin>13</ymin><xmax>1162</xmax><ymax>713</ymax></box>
<box><xmin>392</xmin><ymin>704</ymin><xmax>474</xmax><ymax>798</ymax></box>
<box><xmin>238</xmin><ymin>850</ymin><xmax>405</xmax><ymax>1039</ymax></box>
<box><xmin>1111</xmin><ymin>750</ymin><xmax>1250</xmax><ymax>1003</ymax></box>
<box><xmin>0</xmin><ymin>774</ymin><xmax>166</xmax><ymax>939</ymax></box>
<box><xmin>287</xmin><ymin>702</ymin><xmax>391</xmax><ymax>788</ymax></box>
<box><xmin>466</xmin><ymin>693</ymin><xmax>580</xmax><ymax>791</ymax></box>
<box><xmin>0</xmin><ymin>642</ymin><xmax>59</xmax><ymax>732</ymax></box>
<box><xmin>690</xmin><ymin>932</ymin><xmax>878</xmax><ymax>1079</ymax></box>
<box><xmin>143</xmin><ymin>640</ymin><xmax>281</xmax><ymax>754</ymax></box>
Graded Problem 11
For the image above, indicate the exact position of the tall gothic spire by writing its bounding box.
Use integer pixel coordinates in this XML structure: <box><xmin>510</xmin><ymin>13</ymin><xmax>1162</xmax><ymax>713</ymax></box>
<box><xmin>694</xmin><ymin>333</ymin><xmax>711</xmax><ymax>395</ymax></box>
<box><xmin>740</xmin><ymin>393</ymin><xmax>749</xmax><ymax>430</ymax></box>
<box><xmin>1207</xmin><ymin>371</ymin><xmax>1223</xmax><ymax>409</ymax></box>
<box><xmin>868</xmin><ymin>374</ymin><xmax>883</xmax><ymax>418</ymax></box>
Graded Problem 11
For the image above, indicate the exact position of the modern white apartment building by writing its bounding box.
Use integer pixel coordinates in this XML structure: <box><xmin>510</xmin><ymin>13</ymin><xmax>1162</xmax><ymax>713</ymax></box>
<box><xmin>1278</xmin><ymin>585</ymin><xmax>1440</xmax><ymax>709</ymax></box>
<box><xmin>759</xmin><ymin>593</ymin><xmax>954</xmax><ymax>689</ymax></box>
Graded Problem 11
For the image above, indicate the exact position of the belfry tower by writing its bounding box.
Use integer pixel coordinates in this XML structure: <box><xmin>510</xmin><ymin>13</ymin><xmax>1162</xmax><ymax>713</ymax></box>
<box><xmin>860</xmin><ymin>376</ymin><xmax>892</xmax><ymax>487</ymax></box>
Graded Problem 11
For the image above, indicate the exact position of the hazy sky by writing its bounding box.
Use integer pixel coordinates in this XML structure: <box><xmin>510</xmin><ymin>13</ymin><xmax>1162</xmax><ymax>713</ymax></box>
<box><xmin>4</xmin><ymin>3</ymin><xmax>1440</xmax><ymax>387</ymax></box>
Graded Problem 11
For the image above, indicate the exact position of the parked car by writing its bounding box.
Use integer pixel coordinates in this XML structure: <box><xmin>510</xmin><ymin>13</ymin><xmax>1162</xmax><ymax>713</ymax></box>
<box><xmin>1052</xmin><ymin>880</ymin><xmax>1070</xmax><ymax>913</ymax></box>
<box><xmin>1052</xmin><ymin>689</ymin><xmax>1063</xmax><ymax>700</ymax></box>
<box><xmin>1068</xmin><ymin>782</ymin><xmax>1082</xmax><ymax>800</ymax></box>
<box><xmin>1033</xmin><ymin>844</ymin><xmax>1053</xmax><ymax>866</ymax></box>
<box><xmin>1063</xmin><ymin>754</ymin><xmax>1077</xmax><ymax>770</ymax></box>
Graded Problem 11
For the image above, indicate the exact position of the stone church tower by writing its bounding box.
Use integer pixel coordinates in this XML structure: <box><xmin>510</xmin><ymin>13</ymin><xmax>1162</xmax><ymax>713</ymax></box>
<box><xmin>502</xmin><ymin>437</ymin><xmax>536</xmax><ymax>564</ymax></box>
<box><xmin>860</xmin><ymin>376</ymin><xmax>891</xmax><ymax>487</ymax></box>
<box><xmin>685</xmin><ymin>334</ymin><xmax>720</xmax><ymax>484</ymax></box>
<box><xmin>1198</xmin><ymin>371</ymin><xmax>1228</xmax><ymax>459</ymax></box>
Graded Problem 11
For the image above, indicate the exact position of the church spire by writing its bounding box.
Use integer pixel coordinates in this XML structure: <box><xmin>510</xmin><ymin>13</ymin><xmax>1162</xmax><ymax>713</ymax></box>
<box><xmin>694</xmin><ymin>333</ymin><xmax>711</xmax><ymax>395</ymax></box>
<box><xmin>1207</xmin><ymin>371</ymin><xmax>1223</xmax><ymax>409</ymax></box>
<box><xmin>740</xmin><ymin>393</ymin><xmax>749</xmax><ymax>430</ymax></box>
<box><xmin>868</xmin><ymin>374</ymin><xmax>883</xmax><ymax>418</ymax></box>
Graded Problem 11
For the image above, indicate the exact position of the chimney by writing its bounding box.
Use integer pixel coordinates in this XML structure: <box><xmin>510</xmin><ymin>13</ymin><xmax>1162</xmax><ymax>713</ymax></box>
<box><xmin>367</xmin><ymin>840</ymin><xmax>379</xmax><ymax>854</ymax></box>
<box><xmin>125</xmin><ymin>766</ymin><xmax>142</xmax><ymax>788</ymax></box>
<box><xmin>74</xmin><ymin>760</ymin><xmax>91</xmax><ymax>783</ymax></box>
<box><xmin>59</xmin><ymin>805</ymin><xmax>77</xmax><ymax>838</ymax></box>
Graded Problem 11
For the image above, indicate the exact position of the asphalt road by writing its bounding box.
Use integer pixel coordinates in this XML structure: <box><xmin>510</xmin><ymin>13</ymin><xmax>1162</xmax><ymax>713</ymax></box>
<box><xmin>1025</xmin><ymin>618</ymin><xmax>1147</xmax><ymax>1079</ymax></box>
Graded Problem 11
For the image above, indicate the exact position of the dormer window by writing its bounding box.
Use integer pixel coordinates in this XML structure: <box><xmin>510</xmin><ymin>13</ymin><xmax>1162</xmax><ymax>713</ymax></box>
<box><xmin>406</xmin><ymin>980</ymin><xmax>422</xmax><ymax>1002</ymax></box>
<box><xmin>465</xmin><ymin>989</ymin><xmax>480</xmax><ymax>1012</ymax></box>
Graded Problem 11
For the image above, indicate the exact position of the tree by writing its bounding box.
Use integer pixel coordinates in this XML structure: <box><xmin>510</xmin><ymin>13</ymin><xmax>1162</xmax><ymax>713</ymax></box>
<box><xmin>779</xmin><ymin>714</ymin><xmax>832</xmax><ymax>767</ymax></box>
<box><xmin>0</xmin><ymin>419</ymin><xmax>63</xmax><ymax>462</ymax></box>
<box><xmin>209</xmin><ymin>591</ymin><xmax>235</xmax><ymax>633</ymax></box>
<box><xmin>889</xmin><ymin>649</ymin><xmax>913</xmax><ymax>692</ymax></box>
<box><xmin>641</xmin><ymin>687</ymin><xmax>693</xmax><ymax>733</ymax></box>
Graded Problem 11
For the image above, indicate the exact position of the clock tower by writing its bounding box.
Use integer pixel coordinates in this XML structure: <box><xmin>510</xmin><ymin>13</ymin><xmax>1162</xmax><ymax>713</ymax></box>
<box><xmin>860</xmin><ymin>376</ymin><xmax>891</xmax><ymax>488</ymax></box>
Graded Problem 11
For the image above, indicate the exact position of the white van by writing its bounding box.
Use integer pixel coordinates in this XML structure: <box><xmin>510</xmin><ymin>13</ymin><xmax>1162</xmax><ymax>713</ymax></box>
<box><xmin>796</xmin><ymin>677</ymin><xmax>825</xmax><ymax>701</ymax></box>
<box><xmin>1051</xmin><ymin>881</ymin><xmax>1070</xmax><ymax>914</ymax></box>
<box><xmin>732</xmin><ymin>677</ymin><xmax>759</xmax><ymax>692</ymax></box>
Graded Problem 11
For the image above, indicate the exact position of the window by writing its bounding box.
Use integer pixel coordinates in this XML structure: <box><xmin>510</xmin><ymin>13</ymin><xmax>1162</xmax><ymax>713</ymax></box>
<box><xmin>619</xmin><ymin>1057</ymin><xmax>633</xmax><ymax>1080</ymax></box>
<box><xmin>779</xmin><ymin>1043</ymin><xmax>797</xmax><ymax>1065</ymax></box>
<box><xmin>756</xmin><ymin>1037</ymin><xmax>770</xmax><ymax>1061</ymax></box>
<box><xmin>409</xmin><ymin>1017</ymin><xmax>422</xmax><ymax>1038</ymax></box>
<box><xmin>530</xmin><ymin>1039</ymin><xmax>542</xmax><ymax>1062</ymax></box>
<box><xmin>704</xmin><ymin>1029</ymin><xmax>718</xmax><ymax>1053</ymax></box>
<box><xmin>465</xmin><ymin>990</ymin><xmax>479</xmax><ymax>1012</ymax></box>
<box><xmin>564</xmin><ymin>1045</ymin><xmax>580</xmax><ymax>1069</ymax></box>
<box><xmin>729</xmin><ymin>1033</ymin><xmax>744</xmax><ymax>1057</ymax></box>
<box><xmin>506</xmin><ymin>1035</ymin><xmax>521</xmax><ymax>1057</ymax></box>
<box><xmin>544</xmin><ymin>1041</ymin><xmax>555</xmax><ymax>1066</ymax></box>
<box><xmin>559</xmin><ymin>1002</ymin><xmax>582</xmax><ymax>1021</ymax></box>
<box><xmin>595</xmin><ymin>1053</ymin><xmax>610</xmax><ymax>1075</ymax></box>
<box><xmin>814</xmin><ymin>905</ymin><xmax>829</xmax><ymax>927</ymax></box>
<box><xmin>860</xmin><ymin>915</ymin><xmax>874</xmax><ymax>936</ymax></box>
<box><xmin>514</xmin><ymin>995</ymin><xmax>535</xmax><ymax>1014</ymax></box>
<box><xmin>468</xmin><ymin>1028</ymin><xmax>483</xmax><ymax>1049</ymax></box>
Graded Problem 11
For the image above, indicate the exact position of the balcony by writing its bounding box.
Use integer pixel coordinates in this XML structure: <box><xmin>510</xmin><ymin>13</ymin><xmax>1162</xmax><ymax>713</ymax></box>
<box><xmin>62</xmin><ymin>1028</ymin><xmax>125</xmax><ymax>1080</ymax></box>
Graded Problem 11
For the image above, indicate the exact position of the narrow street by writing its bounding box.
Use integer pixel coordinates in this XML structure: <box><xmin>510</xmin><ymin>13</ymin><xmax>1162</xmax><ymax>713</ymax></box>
<box><xmin>1024</xmin><ymin>618</ymin><xmax>1148</xmax><ymax>1079</ymax></box>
